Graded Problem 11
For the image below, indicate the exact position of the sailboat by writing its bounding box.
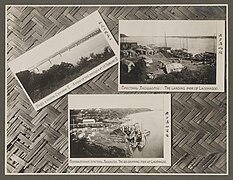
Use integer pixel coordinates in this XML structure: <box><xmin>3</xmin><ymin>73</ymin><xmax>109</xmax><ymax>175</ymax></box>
<box><xmin>137</xmin><ymin>122</ymin><xmax>150</xmax><ymax>150</ymax></box>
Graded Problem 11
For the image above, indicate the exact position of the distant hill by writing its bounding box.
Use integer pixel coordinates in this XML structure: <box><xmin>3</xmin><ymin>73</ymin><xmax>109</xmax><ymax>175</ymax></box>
<box><xmin>120</xmin><ymin>33</ymin><xmax>128</xmax><ymax>38</ymax></box>
<box><xmin>70</xmin><ymin>108</ymin><xmax>152</xmax><ymax>123</ymax></box>
<box><xmin>124</xmin><ymin>35</ymin><xmax>216</xmax><ymax>39</ymax></box>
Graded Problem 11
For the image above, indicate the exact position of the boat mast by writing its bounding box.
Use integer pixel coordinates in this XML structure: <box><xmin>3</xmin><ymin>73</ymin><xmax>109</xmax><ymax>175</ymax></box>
<box><xmin>164</xmin><ymin>32</ymin><xmax>167</xmax><ymax>47</ymax></box>
<box><xmin>183</xmin><ymin>37</ymin><xmax>185</xmax><ymax>49</ymax></box>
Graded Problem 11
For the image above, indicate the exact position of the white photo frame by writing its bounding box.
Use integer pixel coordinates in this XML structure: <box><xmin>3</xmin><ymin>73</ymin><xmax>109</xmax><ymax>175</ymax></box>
<box><xmin>68</xmin><ymin>94</ymin><xmax>171</xmax><ymax>166</ymax></box>
<box><xmin>118</xmin><ymin>20</ymin><xmax>225</xmax><ymax>92</ymax></box>
<box><xmin>8</xmin><ymin>11</ymin><xmax>118</xmax><ymax>111</ymax></box>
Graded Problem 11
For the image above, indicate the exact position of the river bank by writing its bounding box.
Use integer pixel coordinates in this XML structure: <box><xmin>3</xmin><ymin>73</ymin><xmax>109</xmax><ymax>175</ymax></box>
<box><xmin>70</xmin><ymin>108</ymin><xmax>163</xmax><ymax>158</ymax></box>
<box><xmin>124</xmin><ymin>110</ymin><xmax>164</xmax><ymax>158</ymax></box>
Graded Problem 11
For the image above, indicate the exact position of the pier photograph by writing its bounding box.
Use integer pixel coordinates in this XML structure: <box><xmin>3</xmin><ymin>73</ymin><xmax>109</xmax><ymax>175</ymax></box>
<box><xmin>68</xmin><ymin>94</ymin><xmax>171</xmax><ymax>166</ymax></box>
<box><xmin>8</xmin><ymin>11</ymin><xmax>117</xmax><ymax>110</ymax></box>
<box><xmin>119</xmin><ymin>20</ymin><xmax>224</xmax><ymax>85</ymax></box>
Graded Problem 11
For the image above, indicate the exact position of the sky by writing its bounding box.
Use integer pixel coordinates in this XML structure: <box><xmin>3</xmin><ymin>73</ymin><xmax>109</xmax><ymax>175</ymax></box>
<box><xmin>120</xmin><ymin>20</ymin><xmax>223</xmax><ymax>37</ymax></box>
<box><xmin>69</xmin><ymin>94</ymin><xmax>169</xmax><ymax>111</ymax></box>
<box><xmin>35</xmin><ymin>33</ymin><xmax>109</xmax><ymax>73</ymax></box>
<box><xmin>8</xmin><ymin>11</ymin><xmax>104</xmax><ymax>73</ymax></box>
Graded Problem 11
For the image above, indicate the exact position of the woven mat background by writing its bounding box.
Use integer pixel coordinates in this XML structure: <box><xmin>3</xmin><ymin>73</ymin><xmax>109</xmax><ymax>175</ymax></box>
<box><xmin>6</xmin><ymin>6</ymin><xmax>227</xmax><ymax>174</ymax></box>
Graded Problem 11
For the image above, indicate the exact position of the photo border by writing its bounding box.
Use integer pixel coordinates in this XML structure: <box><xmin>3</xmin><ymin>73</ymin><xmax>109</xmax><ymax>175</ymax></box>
<box><xmin>7</xmin><ymin>10</ymin><xmax>118</xmax><ymax>111</ymax></box>
<box><xmin>4</xmin><ymin>3</ymin><xmax>230</xmax><ymax>177</ymax></box>
<box><xmin>118</xmin><ymin>20</ymin><xmax>226</xmax><ymax>93</ymax></box>
<box><xmin>68</xmin><ymin>94</ymin><xmax>171</xmax><ymax>167</ymax></box>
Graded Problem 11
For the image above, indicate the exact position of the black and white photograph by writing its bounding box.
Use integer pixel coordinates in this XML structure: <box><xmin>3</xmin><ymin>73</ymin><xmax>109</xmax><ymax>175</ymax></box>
<box><xmin>5</xmin><ymin>5</ymin><xmax>228</xmax><ymax>175</ymax></box>
<box><xmin>8</xmin><ymin>11</ymin><xmax>118</xmax><ymax>110</ymax></box>
<box><xmin>119</xmin><ymin>20</ymin><xmax>225</xmax><ymax>92</ymax></box>
<box><xmin>68</xmin><ymin>94</ymin><xmax>171</xmax><ymax>166</ymax></box>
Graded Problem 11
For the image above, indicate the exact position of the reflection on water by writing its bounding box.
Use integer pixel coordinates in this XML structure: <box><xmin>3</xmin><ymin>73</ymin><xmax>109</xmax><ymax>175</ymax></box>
<box><xmin>125</xmin><ymin>110</ymin><xmax>164</xmax><ymax>158</ymax></box>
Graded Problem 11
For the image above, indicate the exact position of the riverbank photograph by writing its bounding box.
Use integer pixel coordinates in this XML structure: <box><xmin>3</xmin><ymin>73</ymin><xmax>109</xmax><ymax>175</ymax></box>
<box><xmin>119</xmin><ymin>20</ymin><xmax>224</xmax><ymax>86</ymax></box>
<box><xmin>8</xmin><ymin>11</ymin><xmax>118</xmax><ymax>110</ymax></box>
<box><xmin>11</xmin><ymin>29</ymin><xmax>114</xmax><ymax>103</ymax></box>
<box><xmin>68</xmin><ymin>94</ymin><xmax>171</xmax><ymax>166</ymax></box>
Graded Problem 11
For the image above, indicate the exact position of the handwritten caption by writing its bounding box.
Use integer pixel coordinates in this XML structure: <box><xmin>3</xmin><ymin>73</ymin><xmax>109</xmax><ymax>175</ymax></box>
<box><xmin>218</xmin><ymin>33</ymin><xmax>224</xmax><ymax>55</ymax></box>
<box><xmin>98</xmin><ymin>21</ymin><xmax>112</xmax><ymax>41</ymax></box>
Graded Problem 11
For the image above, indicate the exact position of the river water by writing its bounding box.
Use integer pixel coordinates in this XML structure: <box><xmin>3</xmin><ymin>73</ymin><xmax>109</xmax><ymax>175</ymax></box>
<box><xmin>38</xmin><ymin>32</ymin><xmax>109</xmax><ymax>73</ymax></box>
<box><xmin>125</xmin><ymin>110</ymin><xmax>164</xmax><ymax>158</ymax></box>
<box><xmin>122</xmin><ymin>36</ymin><xmax>216</xmax><ymax>55</ymax></box>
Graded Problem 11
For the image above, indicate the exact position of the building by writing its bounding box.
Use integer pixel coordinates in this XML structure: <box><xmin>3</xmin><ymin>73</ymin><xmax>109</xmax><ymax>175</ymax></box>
<box><xmin>159</xmin><ymin>47</ymin><xmax>172</xmax><ymax>52</ymax></box>
<box><xmin>136</xmin><ymin>47</ymin><xmax>154</xmax><ymax>56</ymax></box>
<box><xmin>147</xmin><ymin>73</ymin><xmax>158</xmax><ymax>79</ymax></box>
<box><xmin>147</xmin><ymin>44</ymin><xmax>160</xmax><ymax>53</ymax></box>
<box><xmin>144</xmin><ymin>45</ymin><xmax>154</xmax><ymax>55</ymax></box>
<box><xmin>127</xmin><ymin>49</ymin><xmax>138</xmax><ymax>57</ymax></box>
<box><xmin>144</xmin><ymin>58</ymin><xmax>153</xmax><ymax>67</ymax></box>
<box><xmin>76</xmin><ymin>119</ymin><xmax>104</xmax><ymax>128</ymax></box>
<box><xmin>71</xmin><ymin>114</ymin><xmax>82</xmax><ymax>121</ymax></box>
<box><xmin>165</xmin><ymin>63</ymin><xmax>184</xmax><ymax>74</ymax></box>
<box><xmin>82</xmin><ymin>119</ymin><xmax>95</xmax><ymax>124</ymax></box>
<box><xmin>121</xmin><ymin>59</ymin><xmax>135</xmax><ymax>73</ymax></box>
<box><xmin>120</xmin><ymin>42</ymin><xmax>138</xmax><ymax>50</ymax></box>
<box><xmin>120</xmin><ymin>50</ymin><xmax>128</xmax><ymax>57</ymax></box>
<box><xmin>138</xmin><ymin>55</ymin><xmax>153</xmax><ymax>67</ymax></box>
<box><xmin>135</xmin><ymin>48</ymin><xmax>146</xmax><ymax>55</ymax></box>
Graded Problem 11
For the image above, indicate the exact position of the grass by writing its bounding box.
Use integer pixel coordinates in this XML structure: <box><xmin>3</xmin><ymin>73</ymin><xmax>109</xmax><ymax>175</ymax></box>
<box><xmin>147</xmin><ymin>65</ymin><xmax>216</xmax><ymax>84</ymax></box>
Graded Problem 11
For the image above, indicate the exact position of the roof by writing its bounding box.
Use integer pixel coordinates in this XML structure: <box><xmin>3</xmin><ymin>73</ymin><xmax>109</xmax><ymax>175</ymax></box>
<box><xmin>138</xmin><ymin>55</ymin><xmax>149</xmax><ymax>59</ymax></box>
<box><xmin>127</xmin><ymin>49</ymin><xmax>137</xmax><ymax>54</ymax></box>
<box><xmin>144</xmin><ymin>58</ymin><xmax>153</xmax><ymax>63</ymax></box>
<box><xmin>83</xmin><ymin>119</ymin><xmax>95</xmax><ymax>122</ymax></box>
<box><xmin>167</xmin><ymin>63</ymin><xmax>183</xmax><ymax>68</ymax></box>
<box><xmin>121</xmin><ymin>42</ymin><xmax>137</xmax><ymax>44</ymax></box>
<box><xmin>136</xmin><ymin>48</ymin><xmax>145</xmax><ymax>51</ymax></box>
<box><xmin>121</xmin><ymin>59</ymin><xmax>135</xmax><ymax>66</ymax></box>
<box><xmin>144</xmin><ymin>45</ymin><xmax>153</xmax><ymax>50</ymax></box>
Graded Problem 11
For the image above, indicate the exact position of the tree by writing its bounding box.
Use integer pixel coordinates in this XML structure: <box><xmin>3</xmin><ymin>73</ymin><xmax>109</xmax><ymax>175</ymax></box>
<box><xmin>16</xmin><ymin>70</ymin><xmax>31</xmax><ymax>93</ymax></box>
<box><xmin>120</xmin><ymin>62</ymin><xmax>130</xmax><ymax>83</ymax></box>
<box><xmin>104</xmin><ymin>46</ymin><xmax>111</xmax><ymax>53</ymax></box>
<box><xmin>90</xmin><ymin>52</ymin><xmax>95</xmax><ymax>59</ymax></box>
<box><xmin>129</xmin><ymin>59</ymin><xmax>147</xmax><ymax>83</ymax></box>
<box><xmin>79</xmin><ymin>56</ymin><xmax>89</xmax><ymax>67</ymax></box>
<box><xmin>15</xmin><ymin>46</ymin><xmax>116</xmax><ymax>103</ymax></box>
